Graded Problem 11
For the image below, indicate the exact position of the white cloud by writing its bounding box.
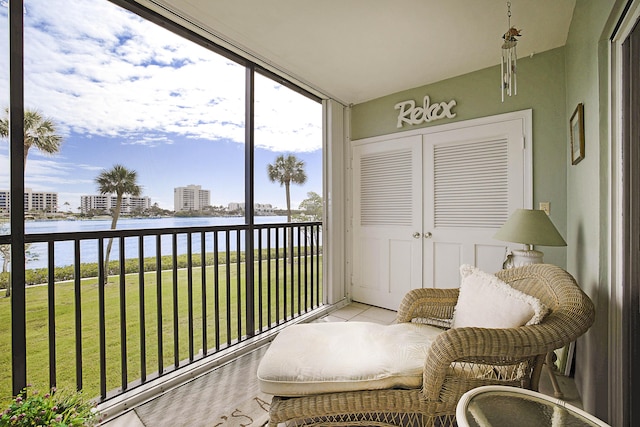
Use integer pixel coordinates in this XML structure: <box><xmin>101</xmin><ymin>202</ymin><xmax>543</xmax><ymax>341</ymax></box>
<box><xmin>121</xmin><ymin>134</ymin><xmax>175</xmax><ymax>147</ymax></box>
<box><xmin>24</xmin><ymin>158</ymin><xmax>94</xmax><ymax>189</ymax></box>
<box><xmin>0</xmin><ymin>0</ymin><xmax>322</xmax><ymax>153</ymax></box>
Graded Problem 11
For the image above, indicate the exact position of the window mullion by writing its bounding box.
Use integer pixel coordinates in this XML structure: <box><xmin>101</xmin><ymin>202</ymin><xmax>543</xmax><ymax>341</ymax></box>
<box><xmin>9</xmin><ymin>0</ymin><xmax>28</xmax><ymax>397</ymax></box>
<box><xmin>244</xmin><ymin>65</ymin><xmax>255</xmax><ymax>337</ymax></box>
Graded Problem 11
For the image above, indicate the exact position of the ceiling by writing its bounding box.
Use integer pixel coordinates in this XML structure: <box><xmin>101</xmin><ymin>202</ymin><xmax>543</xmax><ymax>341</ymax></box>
<box><xmin>153</xmin><ymin>0</ymin><xmax>576</xmax><ymax>105</ymax></box>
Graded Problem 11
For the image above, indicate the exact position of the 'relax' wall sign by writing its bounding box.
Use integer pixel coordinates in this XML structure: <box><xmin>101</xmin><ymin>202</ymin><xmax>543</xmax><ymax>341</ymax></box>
<box><xmin>394</xmin><ymin>95</ymin><xmax>457</xmax><ymax>128</ymax></box>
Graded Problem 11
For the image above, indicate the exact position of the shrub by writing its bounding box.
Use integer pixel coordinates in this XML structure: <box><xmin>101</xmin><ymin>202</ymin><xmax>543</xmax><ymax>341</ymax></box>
<box><xmin>0</xmin><ymin>386</ymin><xmax>100</xmax><ymax>426</ymax></box>
<box><xmin>0</xmin><ymin>246</ymin><xmax>320</xmax><ymax>288</ymax></box>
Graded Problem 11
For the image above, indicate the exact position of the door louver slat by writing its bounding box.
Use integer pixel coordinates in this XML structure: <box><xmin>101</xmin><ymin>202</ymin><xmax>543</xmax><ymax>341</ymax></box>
<box><xmin>360</xmin><ymin>149</ymin><xmax>413</xmax><ymax>226</ymax></box>
<box><xmin>434</xmin><ymin>139</ymin><xmax>509</xmax><ymax>228</ymax></box>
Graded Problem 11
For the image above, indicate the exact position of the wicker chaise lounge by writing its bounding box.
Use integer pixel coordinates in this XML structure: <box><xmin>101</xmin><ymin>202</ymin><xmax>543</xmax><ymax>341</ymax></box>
<box><xmin>258</xmin><ymin>264</ymin><xmax>596</xmax><ymax>426</ymax></box>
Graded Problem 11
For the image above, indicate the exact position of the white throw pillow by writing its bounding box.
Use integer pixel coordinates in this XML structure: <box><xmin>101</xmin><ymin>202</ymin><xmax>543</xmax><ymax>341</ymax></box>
<box><xmin>452</xmin><ymin>264</ymin><xmax>548</xmax><ymax>328</ymax></box>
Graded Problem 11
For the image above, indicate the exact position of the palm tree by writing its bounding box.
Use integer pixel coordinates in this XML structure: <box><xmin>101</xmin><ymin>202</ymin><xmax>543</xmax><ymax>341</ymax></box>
<box><xmin>0</xmin><ymin>108</ymin><xmax>63</xmax><ymax>168</ymax></box>
<box><xmin>0</xmin><ymin>108</ymin><xmax>62</xmax><ymax>296</ymax></box>
<box><xmin>267</xmin><ymin>154</ymin><xmax>307</xmax><ymax>263</ymax></box>
<box><xmin>267</xmin><ymin>154</ymin><xmax>307</xmax><ymax>222</ymax></box>
<box><xmin>95</xmin><ymin>165</ymin><xmax>141</xmax><ymax>283</ymax></box>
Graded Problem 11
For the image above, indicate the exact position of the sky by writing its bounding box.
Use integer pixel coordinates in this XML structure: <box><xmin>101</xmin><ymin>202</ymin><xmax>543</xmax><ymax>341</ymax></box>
<box><xmin>0</xmin><ymin>0</ymin><xmax>323</xmax><ymax>212</ymax></box>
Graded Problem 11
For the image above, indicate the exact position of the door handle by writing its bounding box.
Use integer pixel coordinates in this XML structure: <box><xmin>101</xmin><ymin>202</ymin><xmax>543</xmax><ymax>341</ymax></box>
<box><xmin>424</xmin><ymin>232</ymin><xmax>433</xmax><ymax>238</ymax></box>
<box><xmin>413</xmin><ymin>232</ymin><xmax>421</xmax><ymax>239</ymax></box>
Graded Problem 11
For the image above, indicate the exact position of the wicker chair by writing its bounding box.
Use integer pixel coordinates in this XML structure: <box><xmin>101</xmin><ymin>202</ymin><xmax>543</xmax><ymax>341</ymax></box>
<box><xmin>264</xmin><ymin>264</ymin><xmax>595</xmax><ymax>426</ymax></box>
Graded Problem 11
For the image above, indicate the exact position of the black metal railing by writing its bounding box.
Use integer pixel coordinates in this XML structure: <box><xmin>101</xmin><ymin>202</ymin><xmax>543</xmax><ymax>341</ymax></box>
<box><xmin>1</xmin><ymin>221</ymin><xmax>322</xmax><ymax>404</ymax></box>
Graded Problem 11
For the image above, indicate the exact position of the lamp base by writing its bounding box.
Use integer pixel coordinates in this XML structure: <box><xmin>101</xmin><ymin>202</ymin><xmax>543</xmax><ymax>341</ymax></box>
<box><xmin>504</xmin><ymin>249</ymin><xmax>544</xmax><ymax>268</ymax></box>
<box><xmin>500</xmin><ymin>247</ymin><xmax>561</xmax><ymax>397</ymax></box>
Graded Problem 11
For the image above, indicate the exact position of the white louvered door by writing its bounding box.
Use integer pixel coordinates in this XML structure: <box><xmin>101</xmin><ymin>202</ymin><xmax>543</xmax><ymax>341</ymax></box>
<box><xmin>352</xmin><ymin>112</ymin><xmax>530</xmax><ymax>308</ymax></box>
<box><xmin>352</xmin><ymin>135</ymin><xmax>423</xmax><ymax>309</ymax></box>
<box><xmin>423</xmin><ymin>119</ymin><xmax>526</xmax><ymax>288</ymax></box>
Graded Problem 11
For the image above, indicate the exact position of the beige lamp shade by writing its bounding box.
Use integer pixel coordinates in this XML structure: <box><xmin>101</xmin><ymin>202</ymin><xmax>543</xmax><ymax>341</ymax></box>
<box><xmin>494</xmin><ymin>209</ymin><xmax>567</xmax><ymax>247</ymax></box>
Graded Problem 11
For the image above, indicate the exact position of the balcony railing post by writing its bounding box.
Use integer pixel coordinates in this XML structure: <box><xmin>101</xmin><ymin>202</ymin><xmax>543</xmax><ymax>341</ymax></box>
<box><xmin>138</xmin><ymin>237</ymin><xmax>146</xmax><ymax>382</ymax></box>
<box><xmin>244</xmin><ymin>228</ymin><xmax>255</xmax><ymax>338</ymax></box>
<box><xmin>98</xmin><ymin>238</ymin><xmax>107</xmax><ymax>400</ymax></box>
<box><xmin>266</xmin><ymin>228</ymin><xmax>272</xmax><ymax>327</ymax></box>
<box><xmin>236</xmin><ymin>231</ymin><xmax>242</xmax><ymax>339</ymax></box>
<box><xmin>200</xmin><ymin>231</ymin><xmax>207</xmax><ymax>355</ymax></box>
<box><xmin>73</xmin><ymin>240</ymin><xmax>83</xmax><ymax>390</ymax></box>
<box><xmin>187</xmin><ymin>233</ymin><xmax>194</xmax><ymax>361</ymax></box>
<box><xmin>119</xmin><ymin>237</ymin><xmax>128</xmax><ymax>391</ymax></box>
<box><xmin>213</xmin><ymin>231</ymin><xmax>220</xmax><ymax>351</ymax></box>
<box><xmin>155</xmin><ymin>234</ymin><xmax>163</xmax><ymax>375</ymax></box>
<box><xmin>171</xmin><ymin>234</ymin><xmax>179</xmax><ymax>368</ymax></box>
<box><xmin>289</xmin><ymin>224</ymin><xmax>294</xmax><ymax>319</ymax></box>
<box><xmin>225</xmin><ymin>231</ymin><xmax>231</xmax><ymax>346</ymax></box>
<box><xmin>275</xmin><ymin>228</ymin><xmax>281</xmax><ymax>324</ymax></box>
<box><xmin>257</xmin><ymin>228</ymin><xmax>263</xmax><ymax>331</ymax></box>
<box><xmin>47</xmin><ymin>242</ymin><xmax>56</xmax><ymax>388</ymax></box>
<box><xmin>297</xmin><ymin>226</ymin><xmax>302</xmax><ymax>313</ymax></box>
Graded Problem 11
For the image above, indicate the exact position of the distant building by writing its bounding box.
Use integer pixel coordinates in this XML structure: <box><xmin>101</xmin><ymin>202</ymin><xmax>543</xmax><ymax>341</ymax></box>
<box><xmin>255</xmin><ymin>203</ymin><xmax>274</xmax><ymax>215</ymax></box>
<box><xmin>174</xmin><ymin>185</ymin><xmax>211</xmax><ymax>212</ymax></box>
<box><xmin>227</xmin><ymin>202</ymin><xmax>244</xmax><ymax>212</ymax></box>
<box><xmin>0</xmin><ymin>188</ymin><xmax>58</xmax><ymax>213</ymax></box>
<box><xmin>0</xmin><ymin>191</ymin><xmax>8</xmax><ymax>214</ymax></box>
<box><xmin>80</xmin><ymin>194</ymin><xmax>151</xmax><ymax>215</ymax></box>
<box><xmin>227</xmin><ymin>202</ymin><xmax>274</xmax><ymax>215</ymax></box>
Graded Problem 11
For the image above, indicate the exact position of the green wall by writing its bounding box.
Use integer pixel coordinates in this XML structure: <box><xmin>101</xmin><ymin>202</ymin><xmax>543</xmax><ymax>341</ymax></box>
<box><xmin>351</xmin><ymin>47</ymin><xmax>568</xmax><ymax>266</ymax></box>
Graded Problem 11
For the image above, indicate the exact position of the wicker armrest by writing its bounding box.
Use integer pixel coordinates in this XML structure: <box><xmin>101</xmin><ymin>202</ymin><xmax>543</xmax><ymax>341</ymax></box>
<box><xmin>421</xmin><ymin>324</ymin><xmax>555</xmax><ymax>400</ymax></box>
<box><xmin>396</xmin><ymin>288</ymin><xmax>459</xmax><ymax>325</ymax></box>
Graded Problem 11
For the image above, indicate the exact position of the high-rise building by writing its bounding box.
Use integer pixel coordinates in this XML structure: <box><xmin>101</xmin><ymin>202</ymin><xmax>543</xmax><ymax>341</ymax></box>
<box><xmin>174</xmin><ymin>185</ymin><xmax>211</xmax><ymax>212</ymax></box>
<box><xmin>0</xmin><ymin>188</ymin><xmax>58</xmax><ymax>213</ymax></box>
<box><xmin>80</xmin><ymin>194</ymin><xmax>151</xmax><ymax>215</ymax></box>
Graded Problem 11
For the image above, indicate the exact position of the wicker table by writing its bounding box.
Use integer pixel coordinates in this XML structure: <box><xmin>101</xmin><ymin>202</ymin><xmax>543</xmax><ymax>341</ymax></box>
<box><xmin>455</xmin><ymin>385</ymin><xmax>609</xmax><ymax>427</ymax></box>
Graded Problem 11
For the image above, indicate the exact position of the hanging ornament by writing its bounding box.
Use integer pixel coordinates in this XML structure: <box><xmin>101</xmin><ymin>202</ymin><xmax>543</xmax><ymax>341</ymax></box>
<box><xmin>501</xmin><ymin>2</ymin><xmax>521</xmax><ymax>102</ymax></box>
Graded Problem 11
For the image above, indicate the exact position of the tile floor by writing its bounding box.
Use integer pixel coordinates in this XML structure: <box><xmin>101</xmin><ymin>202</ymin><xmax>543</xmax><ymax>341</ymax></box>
<box><xmin>100</xmin><ymin>302</ymin><xmax>582</xmax><ymax>426</ymax></box>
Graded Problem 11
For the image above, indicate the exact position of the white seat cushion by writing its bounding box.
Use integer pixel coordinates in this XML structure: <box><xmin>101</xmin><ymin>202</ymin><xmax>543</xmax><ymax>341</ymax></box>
<box><xmin>257</xmin><ymin>321</ymin><xmax>443</xmax><ymax>396</ymax></box>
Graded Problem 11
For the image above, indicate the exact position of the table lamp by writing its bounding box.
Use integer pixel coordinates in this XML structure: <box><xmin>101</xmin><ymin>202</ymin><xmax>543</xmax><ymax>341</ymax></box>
<box><xmin>494</xmin><ymin>208</ymin><xmax>568</xmax><ymax>399</ymax></box>
<box><xmin>493</xmin><ymin>208</ymin><xmax>567</xmax><ymax>267</ymax></box>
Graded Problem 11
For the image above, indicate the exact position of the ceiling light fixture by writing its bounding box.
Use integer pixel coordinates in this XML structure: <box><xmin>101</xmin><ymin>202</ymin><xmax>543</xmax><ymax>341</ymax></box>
<box><xmin>501</xmin><ymin>2</ymin><xmax>521</xmax><ymax>102</ymax></box>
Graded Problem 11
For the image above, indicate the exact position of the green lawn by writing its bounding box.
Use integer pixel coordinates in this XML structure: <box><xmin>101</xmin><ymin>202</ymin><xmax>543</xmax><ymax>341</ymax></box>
<box><xmin>0</xmin><ymin>255</ymin><xmax>322</xmax><ymax>406</ymax></box>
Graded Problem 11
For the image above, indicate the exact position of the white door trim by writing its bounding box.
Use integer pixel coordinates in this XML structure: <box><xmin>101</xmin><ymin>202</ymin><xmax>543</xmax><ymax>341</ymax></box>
<box><xmin>608</xmin><ymin>2</ymin><xmax>640</xmax><ymax>424</ymax></box>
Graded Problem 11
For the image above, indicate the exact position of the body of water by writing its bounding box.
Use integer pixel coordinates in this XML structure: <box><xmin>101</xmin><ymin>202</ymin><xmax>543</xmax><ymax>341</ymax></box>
<box><xmin>22</xmin><ymin>216</ymin><xmax>293</xmax><ymax>269</ymax></box>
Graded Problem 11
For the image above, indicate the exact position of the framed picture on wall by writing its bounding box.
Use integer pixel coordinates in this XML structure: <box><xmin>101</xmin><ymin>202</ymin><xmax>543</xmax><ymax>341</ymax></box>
<box><xmin>570</xmin><ymin>103</ymin><xmax>585</xmax><ymax>165</ymax></box>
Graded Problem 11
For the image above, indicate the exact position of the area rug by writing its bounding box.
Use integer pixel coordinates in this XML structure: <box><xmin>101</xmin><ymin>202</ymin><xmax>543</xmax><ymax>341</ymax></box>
<box><xmin>208</xmin><ymin>392</ymin><xmax>271</xmax><ymax>427</ymax></box>
<box><xmin>136</xmin><ymin>392</ymin><xmax>271</xmax><ymax>427</ymax></box>
<box><xmin>134</xmin><ymin>345</ymin><xmax>272</xmax><ymax>426</ymax></box>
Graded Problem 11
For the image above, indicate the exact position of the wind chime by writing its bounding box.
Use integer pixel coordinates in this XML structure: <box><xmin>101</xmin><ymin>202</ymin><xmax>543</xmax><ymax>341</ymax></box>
<box><xmin>501</xmin><ymin>2</ymin><xmax>521</xmax><ymax>102</ymax></box>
